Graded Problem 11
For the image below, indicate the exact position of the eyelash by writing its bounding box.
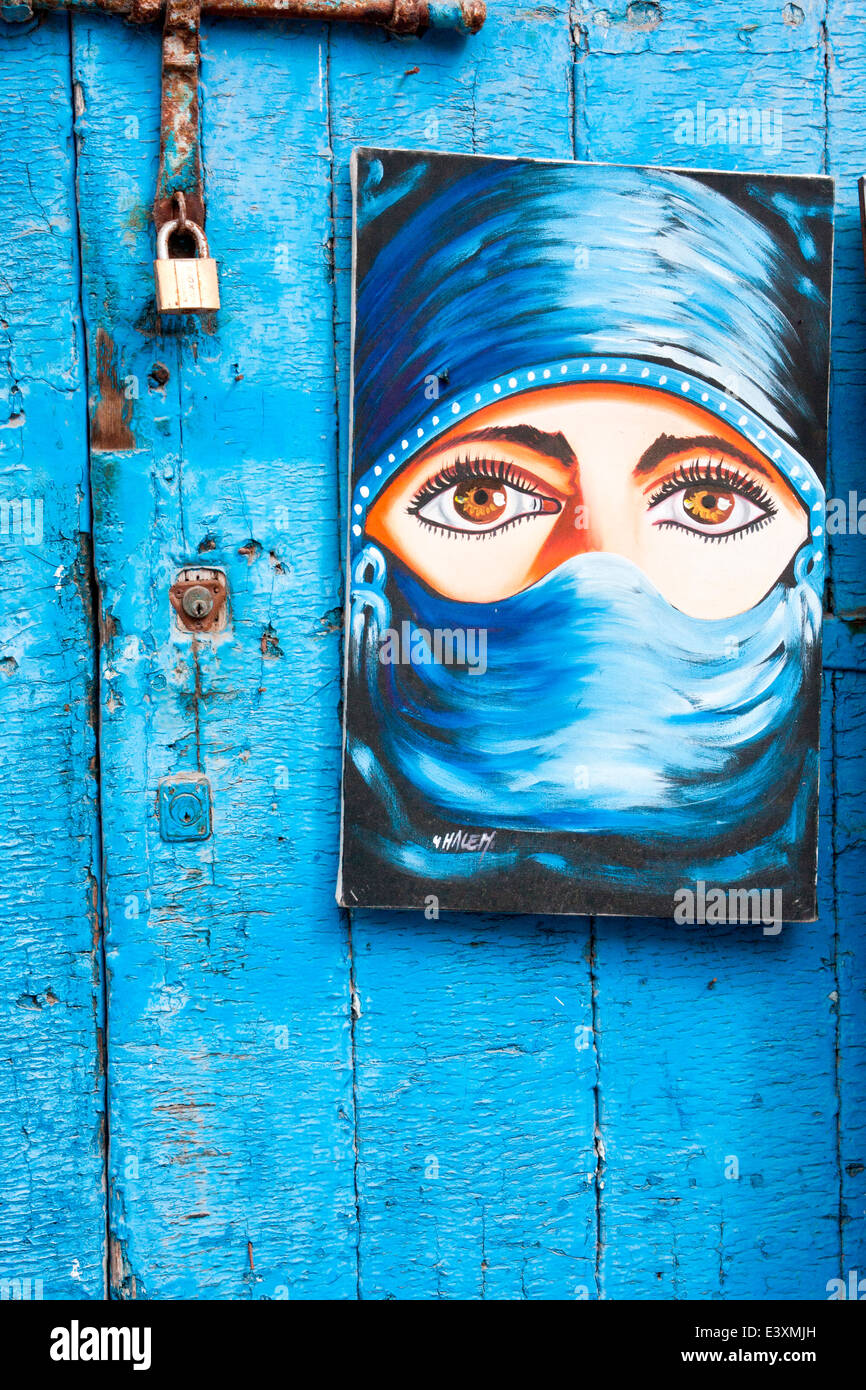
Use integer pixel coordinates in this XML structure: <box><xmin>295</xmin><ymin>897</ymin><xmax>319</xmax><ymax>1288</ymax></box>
<box><xmin>408</xmin><ymin>455</ymin><xmax>543</xmax><ymax>510</ymax></box>
<box><xmin>407</xmin><ymin>455</ymin><xmax>553</xmax><ymax>540</ymax></box>
<box><xmin>648</xmin><ymin>458</ymin><xmax>778</xmax><ymax>542</ymax></box>
<box><xmin>648</xmin><ymin>460</ymin><xmax>776</xmax><ymax>510</ymax></box>
<box><xmin>404</xmin><ymin>454</ymin><xmax>779</xmax><ymax>543</ymax></box>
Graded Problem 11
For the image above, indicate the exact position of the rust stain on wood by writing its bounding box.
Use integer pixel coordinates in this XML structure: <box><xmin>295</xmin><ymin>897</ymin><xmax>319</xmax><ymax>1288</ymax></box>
<box><xmin>91</xmin><ymin>328</ymin><xmax>135</xmax><ymax>452</ymax></box>
<box><xmin>109</xmin><ymin>1235</ymin><xmax>139</xmax><ymax>1300</ymax></box>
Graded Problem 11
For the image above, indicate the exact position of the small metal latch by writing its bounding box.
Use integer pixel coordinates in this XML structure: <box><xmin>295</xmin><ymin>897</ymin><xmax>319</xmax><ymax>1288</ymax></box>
<box><xmin>169</xmin><ymin>566</ymin><xmax>228</xmax><ymax>633</ymax></box>
<box><xmin>158</xmin><ymin>772</ymin><xmax>212</xmax><ymax>841</ymax></box>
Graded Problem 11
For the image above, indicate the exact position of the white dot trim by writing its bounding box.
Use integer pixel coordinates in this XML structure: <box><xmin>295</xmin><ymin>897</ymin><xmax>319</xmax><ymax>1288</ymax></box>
<box><xmin>352</xmin><ymin>356</ymin><xmax>825</xmax><ymax>545</ymax></box>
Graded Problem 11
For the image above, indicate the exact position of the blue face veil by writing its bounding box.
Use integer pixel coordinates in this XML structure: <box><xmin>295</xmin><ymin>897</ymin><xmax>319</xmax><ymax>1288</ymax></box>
<box><xmin>341</xmin><ymin>152</ymin><xmax>833</xmax><ymax>918</ymax></box>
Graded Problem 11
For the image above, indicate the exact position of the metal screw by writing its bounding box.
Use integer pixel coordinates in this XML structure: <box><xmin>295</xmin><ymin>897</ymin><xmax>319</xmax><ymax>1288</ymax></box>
<box><xmin>182</xmin><ymin>585</ymin><xmax>214</xmax><ymax>619</ymax></box>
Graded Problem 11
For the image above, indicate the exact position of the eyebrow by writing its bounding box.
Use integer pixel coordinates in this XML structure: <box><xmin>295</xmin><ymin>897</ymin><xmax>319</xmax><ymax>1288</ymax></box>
<box><xmin>439</xmin><ymin>425</ymin><xmax>577</xmax><ymax>469</ymax></box>
<box><xmin>633</xmin><ymin>433</ymin><xmax>773</xmax><ymax>480</ymax></box>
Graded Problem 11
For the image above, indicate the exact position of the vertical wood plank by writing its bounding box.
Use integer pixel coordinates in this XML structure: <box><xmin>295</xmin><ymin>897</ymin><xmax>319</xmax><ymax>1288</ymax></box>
<box><xmin>577</xmin><ymin>0</ymin><xmax>841</xmax><ymax>1298</ymax></box>
<box><xmin>825</xmin><ymin>0</ymin><xmax>866</xmax><ymax>616</ymax></box>
<box><xmin>19</xmin><ymin>0</ymin><xmax>857</xmax><ymax>1304</ymax></box>
<box><xmin>0</xmin><ymin>16</ymin><xmax>106</xmax><ymax>1299</ymax></box>
<box><xmin>833</xmin><ymin>673</ymin><xmax>866</xmax><ymax>1279</ymax></box>
<box><xmin>826</xmin><ymin>0</ymin><xmax>866</xmax><ymax>1283</ymax></box>
<box><xmin>329</xmin><ymin>9</ymin><xmax>602</xmax><ymax>1298</ymax></box>
<box><xmin>72</xmin><ymin>17</ymin><xmax>358</xmax><ymax>1297</ymax></box>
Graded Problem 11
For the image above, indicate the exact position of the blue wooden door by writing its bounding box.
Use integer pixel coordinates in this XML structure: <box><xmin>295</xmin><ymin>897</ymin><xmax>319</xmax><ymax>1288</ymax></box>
<box><xmin>1</xmin><ymin>0</ymin><xmax>864</xmax><ymax>1300</ymax></box>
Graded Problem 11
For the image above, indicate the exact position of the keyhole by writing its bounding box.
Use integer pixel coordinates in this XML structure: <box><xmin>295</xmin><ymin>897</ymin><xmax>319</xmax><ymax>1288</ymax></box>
<box><xmin>171</xmin><ymin>793</ymin><xmax>200</xmax><ymax>828</ymax></box>
<box><xmin>182</xmin><ymin>585</ymin><xmax>214</xmax><ymax>619</ymax></box>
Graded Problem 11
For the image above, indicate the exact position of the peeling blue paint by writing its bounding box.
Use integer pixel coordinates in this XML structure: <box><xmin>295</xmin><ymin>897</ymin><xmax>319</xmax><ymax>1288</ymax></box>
<box><xmin>0</xmin><ymin>0</ymin><xmax>863</xmax><ymax>1302</ymax></box>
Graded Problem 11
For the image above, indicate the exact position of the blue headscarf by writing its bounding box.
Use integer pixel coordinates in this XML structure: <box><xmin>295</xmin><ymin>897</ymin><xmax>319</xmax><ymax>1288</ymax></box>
<box><xmin>342</xmin><ymin>152</ymin><xmax>833</xmax><ymax>916</ymax></box>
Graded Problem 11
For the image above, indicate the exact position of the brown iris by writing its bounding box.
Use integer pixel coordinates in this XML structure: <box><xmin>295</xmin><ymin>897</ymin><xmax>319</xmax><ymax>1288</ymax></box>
<box><xmin>682</xmin><ymin>485</ymin><xmax>736</xmax><ymax>526</ymax></box>
<box><xmin>453</xmin><ymin>483</ymin><xmax>508</xmax><ymax>525</ymax></box>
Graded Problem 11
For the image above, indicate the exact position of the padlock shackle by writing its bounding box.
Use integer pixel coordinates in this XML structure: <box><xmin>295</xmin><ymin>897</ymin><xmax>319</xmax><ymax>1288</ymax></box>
<box><xmin>156</xmin><ymin>217</ymin><xmax>210</xmax><ymax>260</ymax></box>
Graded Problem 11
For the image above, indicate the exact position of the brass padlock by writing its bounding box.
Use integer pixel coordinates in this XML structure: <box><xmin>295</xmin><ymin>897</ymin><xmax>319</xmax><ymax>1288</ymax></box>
<box><xmin>154</xmin><ymin>216</ymin><xmax>220</xmax><ymax>314</ymax></box>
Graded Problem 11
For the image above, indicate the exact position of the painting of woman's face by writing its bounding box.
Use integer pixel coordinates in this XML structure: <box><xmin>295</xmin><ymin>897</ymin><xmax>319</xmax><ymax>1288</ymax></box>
<box><xmin>368</xmin><ymin>383</ymin><xmax>809</xmax><ymax>619</ymax></box>
<box><xmin>339</xmin><ymin>150</ymin><xmax>833</xmax><ymax>919</ymax></box>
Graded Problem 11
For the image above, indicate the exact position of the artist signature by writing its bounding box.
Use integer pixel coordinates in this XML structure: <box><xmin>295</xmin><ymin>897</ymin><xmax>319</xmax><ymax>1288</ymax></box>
<box><xmin>432</xmin><ymin>829</ymin><xmax>496</xmax><ymax>853</ymax></box>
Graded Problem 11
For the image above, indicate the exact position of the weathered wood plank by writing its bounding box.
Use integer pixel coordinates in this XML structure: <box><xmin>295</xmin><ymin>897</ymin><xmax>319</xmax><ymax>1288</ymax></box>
<box><xmin>593</xmin><ymin>688</ymin><xmax>839</xmax><ymax>1298</ymax></box>
<box><xmin>0</xmin><ymin>15</ymin><xmax>106</xmax><ymax>1299</ymax></box>
<box><xmin>72</xmin><ymin>17</ymin><xmax>358</xmax><ymax>1297</ymax></box>
<box><xmin>329</xmin><ymin>8</ymin><xmax>601</xmax><ymax>1298</ymax></box>
<box><xmin>31</xmin><ymin>0</ymin><xmax>862</xmax><ymax>1302</ymax></box>
<box><xmin>825</xmin><ymin>0</ymin><xmax>866</xmax><ymax>1285</ymax></box>
<box><xmin>833</xmin><ymin>673</ymin><xmax>866</xmax><ymax>1280</ymax></box>
<box><xmin>579</xmin><ymin>0</ymin><xmax>843</xmax><ymax>1298</ymax></box>
<box><xmin>825</xmin><ymin>0</ymin><xmax>866</xmax><ymax>618</ymax></box>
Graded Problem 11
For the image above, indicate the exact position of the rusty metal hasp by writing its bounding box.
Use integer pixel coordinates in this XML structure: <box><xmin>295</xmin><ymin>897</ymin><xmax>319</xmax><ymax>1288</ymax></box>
<box><xmin>11</xmin><ymin>0</ymin><xmax>484</xmax><ymax>31</ymax></box>
<box><xmin>9</xmin><ymin>0</ymin><xmax>486</xmax><ymax>318</ymax></box>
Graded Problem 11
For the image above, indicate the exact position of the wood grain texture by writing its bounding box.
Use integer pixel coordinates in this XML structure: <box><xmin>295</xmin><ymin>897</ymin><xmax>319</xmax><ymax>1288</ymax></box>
<box><xmin>0</xmin><ymin>0</ymin><xmax>862</xmax><ymax>1300</ymax></box>
<box><xmin>0</xmin><ymin>16</ymin><xmax>106</xmax><ymax>1299</ymax></box>
<box><xmin>824</xmin><ymin>0</ymin><xmax>866</xmax><ymax>1294</ymax></box>
<box><xmin>72</xmin><ymin>18</ymin><xmax>358</xmax><ymax>1298</ymax></box>
<box><xmin>328</xmin><ymin>8</ymin><xmax>603</xmax><ymax>1299</ymax></box>
<box><xmin>575</xmin><ymin>0</ymin><xmax>848</xmax><ymax>1300</ymax></box>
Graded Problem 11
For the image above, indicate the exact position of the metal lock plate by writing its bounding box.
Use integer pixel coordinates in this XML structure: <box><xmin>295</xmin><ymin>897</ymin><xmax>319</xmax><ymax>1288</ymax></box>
<box><xmin>169</xmin><ymin>567</ymin><xmax>228</xmax><ymax>634</ymax></box>
<box><xmin>158</xmin><ymin>773</ymin><xmax>211</xmax><ymax>842</ymax></box>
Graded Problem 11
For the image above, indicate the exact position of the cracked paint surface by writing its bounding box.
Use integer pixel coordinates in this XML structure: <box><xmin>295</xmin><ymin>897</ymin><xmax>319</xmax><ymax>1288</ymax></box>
<box><xmin>0</xmin><ymin>0</ymin><xmax>863</xmax><ymax>1300</ymax></box>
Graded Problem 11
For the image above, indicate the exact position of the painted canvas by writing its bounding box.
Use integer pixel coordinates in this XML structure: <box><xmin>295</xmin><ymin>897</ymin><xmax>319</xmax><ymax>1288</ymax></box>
<box><xmin>338</xmin><ymin>150</ymin><xmax>833</xmax><ymax>921</ymax></box>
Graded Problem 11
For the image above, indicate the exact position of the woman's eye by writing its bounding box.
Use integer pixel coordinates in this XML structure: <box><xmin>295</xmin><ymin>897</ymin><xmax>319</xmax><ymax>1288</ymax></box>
<box><xmin>413</xmin><ymin>479</ymin><xmax>560</xmax><ymax>535</ymax></box>
<box><xmin>649</xmin><ymin>483</ymin><xmax>769</xmax><ymax>537</ymax></box>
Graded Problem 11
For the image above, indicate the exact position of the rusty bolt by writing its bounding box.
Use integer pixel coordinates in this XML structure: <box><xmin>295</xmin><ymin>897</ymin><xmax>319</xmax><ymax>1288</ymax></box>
<box><xmin>182</xmin><ymin>585</ymin><xmax>214</xmax><ymax>619</ymax></box>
